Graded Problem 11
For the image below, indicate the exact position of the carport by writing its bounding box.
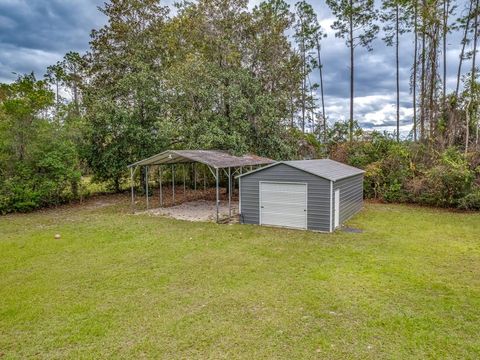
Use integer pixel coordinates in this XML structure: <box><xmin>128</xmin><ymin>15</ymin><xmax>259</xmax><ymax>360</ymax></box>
<box><xmin>128</xmin><ymin>150</ymin><xmax>274</xmax><ymax>222</ymax></box>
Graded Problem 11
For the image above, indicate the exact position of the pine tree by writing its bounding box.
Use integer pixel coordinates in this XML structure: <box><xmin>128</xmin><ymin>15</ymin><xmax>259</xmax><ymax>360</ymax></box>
<box><xmin>412</xmin><ymin>0</ymin><xmax>418</xmax><ymax>141</ymax></box>
<box><xmin>326</xmin><ymin>0</ymin><xmax>379</xmax><ymax>142</ymax></box>
<box><xmin>470</xmin><ymin>0</ymin><xmax>479</xmax><ymax>148</ymax></box>
<box><xmin>455</xmin><ymin>1</ymin><xmax>474</xmax><ymax>98</ymax></box>
<box><xmin>381</xmin><ymin>0</ymin><xmax>413</xmax><ymax>141</ymax></box>
<box><xmin>294</xmin><ymin>0</ymin><xmax>320</xmax><ymax>133</ymax></box>
<box><xmin>418</xmin><ymin>0</ymin><xmax>442</xmax><ymax>140</ymax></box>
<box><xmin>315</xmin><ymin>29</ymin><xmax>328</xmax><ymax>142</ymax></box>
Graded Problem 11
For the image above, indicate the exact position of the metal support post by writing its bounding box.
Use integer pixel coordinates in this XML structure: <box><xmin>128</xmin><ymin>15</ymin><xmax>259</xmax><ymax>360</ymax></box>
<box><xmin>228</xmin><ymin>167</ymin><xmax>231</xmax><ymax>220</ymax></box>
<box><xmin>172</xmin><ymin>164</ymin><xmax>175</xmax><ymax>205</ymax></box>
<box><xmin>215</xmin><ymin>167</ymin><xmax>219</xmax><ymax>223</ymax></box>
<box><xmin>130</xmin><ymin>167</ymin><xmax>135</xmax><ymax>213</ymax></box>
<box><xmin>159</xmin><ymin>166</ymin><xmax>163</xmax><ymax>207</ymax></box>
<box><xmin>193</xmin><ymin>163</ymin><xmax>197</xmax><ymax>191</ymax></box>
<box><xmin>183</xmin><ymin>164</ymin><xmax>186</xmax><ymax>198</ymax></box>
<box><xmin>145</xmin><ymin>166</ymin><xmax>149</xmax><ymax>209</ymax></box>
<box><xmin>203</xmin><ymin>166</ymin><xmax>206</xmax><ymax>192</ymax></box>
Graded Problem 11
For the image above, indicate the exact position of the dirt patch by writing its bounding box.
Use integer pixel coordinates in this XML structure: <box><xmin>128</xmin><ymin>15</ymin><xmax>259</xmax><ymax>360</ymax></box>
<box><xmin>341</xmin><ymin>226</ymin><xmax>363</xmax><ymax>233</ymax></box>
<box><xmin>140</xmin><ymin>200</ymin><xmax>239</xmax><ymax>223</ymax></box>
<box><xmin>82</xmin><ymin>197</ymin><xmax>119</xmax><ymax>210</ymax></box>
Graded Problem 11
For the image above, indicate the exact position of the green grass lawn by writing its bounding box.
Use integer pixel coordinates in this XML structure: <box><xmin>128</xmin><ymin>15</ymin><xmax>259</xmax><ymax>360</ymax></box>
<box><xmin>1</xmin><ymin>196</ymin><xmax>479</xmax><ymax>359</ymax></box>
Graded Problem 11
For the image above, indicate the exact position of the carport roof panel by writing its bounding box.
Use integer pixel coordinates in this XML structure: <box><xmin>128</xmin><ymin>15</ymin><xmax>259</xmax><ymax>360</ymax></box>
<box><xmin>128</xmin><ymin>150</ymin><xmax>275</xmax><ymax>168</ymax></box>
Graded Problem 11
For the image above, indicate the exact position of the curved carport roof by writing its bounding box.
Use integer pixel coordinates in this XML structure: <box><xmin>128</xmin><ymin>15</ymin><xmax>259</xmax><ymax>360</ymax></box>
<box><xmin>128</xmin><ymin>150</ymin><xmax>274</xmax><ymax>169</ymax></box>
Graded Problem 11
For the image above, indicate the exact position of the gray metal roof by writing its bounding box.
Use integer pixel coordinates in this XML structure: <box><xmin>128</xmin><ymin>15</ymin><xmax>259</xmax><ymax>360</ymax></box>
<box><xmin>128</xmin><ymin>150</ymin><xmax>274</xmax><ymax>169</ymax></box>
<box><xmin>237</xmin><ymin>159</ymin><xmax>365</xmax><ymax>181</ymax></box>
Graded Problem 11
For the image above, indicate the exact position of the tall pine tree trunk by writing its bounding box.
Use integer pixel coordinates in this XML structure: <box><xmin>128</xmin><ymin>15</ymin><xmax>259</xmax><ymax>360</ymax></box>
<box><xmin>396</xmin><ymin>3</ymin><xmax>400</xmax><ymax>141</ymax></box>
<box><xmin>442</xmin><ymin>0</ymin><xmax>449</xmax><ymax>101</ymax></box>
<box><xmin>301</xmin><ymin>39</ymin><xmax>306</xmax><ymax>133</ymax></box>
<box><xmin>56</xmin><ymin>80</ymin><xmax>59</xmax><ymax>111</ymax></box>
<box><xmin>413</xmin><ymin>0</ymin><xmax>418</xmax><ymax>141</ymax></box>
<box><xmin>316</xmin><ymin>37</ymin><xmax>327</xmax><ymax>143</ymax></box>
<box><xmin>420</xmin><ymin>0</ymin><xmax>426</xmax><ymax>140</ymax></box>
<box><xmin>349</xmin><ymin>1</ymin><xmax>354</xmax><ymax>142</ymax></box>
<box><xmin>466</xmin><ymin>99</ymin><xmax>471</xmax><ymax>153</ymax></box>
<box><xmin>472</xmin><ymin>0</ymin><xmax>478</xmax><ymax>93</ymax></box>
<box><xmin>472</xmin><ymin>0</ymin><xmax>479</xmax><ymax>146</ymax></box>
<box><xmin>429</xmin><ymin>27</ymin><xmax>439</xmax><ymax>138</ymax></box>
<box><xmin>73</xmin><ymin>66</ymin><xmax>79</xmax><ymax>115</ymax></box>
<box><xmin>308</xmin><ymin>75</ymin><xmax>316</xmax><ymax>131</ymax></box>
<box><xmin>455</xmin><ymin>1</ymin><xmax>473</xmax><ymax>98</ymax></box>
<box><xmin>290</xmin><ymin>95</ymin><xmax>295</xmax><ymax>128</ymax></box>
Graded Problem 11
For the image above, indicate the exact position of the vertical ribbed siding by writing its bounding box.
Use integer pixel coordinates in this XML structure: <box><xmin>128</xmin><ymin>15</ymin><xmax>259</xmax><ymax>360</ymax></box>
<box><xmin>333</xmin><ymin>174</ymin><xmax>364</xmax><ymax>226</ymax></box>
<box><xmin>239</xmin><ymin>164</ymin><xmax>331</xmax><ymax>231</ymax></box>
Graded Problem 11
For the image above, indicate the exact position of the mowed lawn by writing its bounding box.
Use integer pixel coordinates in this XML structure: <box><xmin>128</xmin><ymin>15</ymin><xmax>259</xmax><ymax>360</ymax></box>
<box><xmin>1</xmin><ymin>196</ymin><xmax>479</xmax><ymax>359</ymax></box>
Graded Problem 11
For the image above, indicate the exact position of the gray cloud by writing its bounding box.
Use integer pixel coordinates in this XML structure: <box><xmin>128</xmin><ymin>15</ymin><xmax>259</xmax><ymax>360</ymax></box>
<box><xmin>0</xmin><ymin>0</ymin><xmax>105</xmax><ymax>51</ymax></box>
<box><xmin>0</xmin><ymin>0</ymin><xmax>105</xmax><ymax>82</ymax></box>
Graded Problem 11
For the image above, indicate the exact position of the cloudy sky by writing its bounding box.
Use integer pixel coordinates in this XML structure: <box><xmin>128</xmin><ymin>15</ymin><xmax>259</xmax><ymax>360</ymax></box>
<box><xmin>0</xmin><ymin>0</ymin><xmax>472</xmax><ymax>136</ymax></box>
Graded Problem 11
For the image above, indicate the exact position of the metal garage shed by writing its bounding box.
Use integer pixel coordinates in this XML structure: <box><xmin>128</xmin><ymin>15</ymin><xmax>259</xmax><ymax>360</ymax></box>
<box><xmin>237</xmin><ymin>159</ymin><xmax>365</xmax><ymax>232</ymax></box>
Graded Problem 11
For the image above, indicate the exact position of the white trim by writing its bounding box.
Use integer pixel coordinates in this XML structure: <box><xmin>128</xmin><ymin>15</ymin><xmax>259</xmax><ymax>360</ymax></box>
<box><xmin>259</xmin><ymin>182</ymin><xmax>262</xmax><ymax>225</ymax></box>
<box><xmin>259</xmin><ymin>181</ymin><xmax>308</xmax><ymax>230</ymax></box>
<box><xmin>329</xmin><ymin>181</ymin><xmax>333</xmax><ymax>232</ymax></box>
<box><xmin>305</xmin><ymin>182</ymin><xmax>308</xmax><ymax>229</ymax></box>
<box><xmin>334</xmin><ymin>188</ymin><xmax>340</xmax><ymax>229</ymax></box>
<box><xmin>259</xmin><ymin>180</ymin><xmax>308</xmax><ymax>185</ymax></box>
<box><xmin>258</xmin><ymin>181</ymin><xmax>262</xmax><ymax>225</ymax></box>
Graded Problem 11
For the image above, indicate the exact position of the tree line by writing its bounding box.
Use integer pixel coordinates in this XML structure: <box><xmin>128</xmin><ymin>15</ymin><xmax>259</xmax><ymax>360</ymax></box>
<box><xmin>0</xmin><ymin>0</ymin><xmax>479</xmax><ymax>213</ymax></box>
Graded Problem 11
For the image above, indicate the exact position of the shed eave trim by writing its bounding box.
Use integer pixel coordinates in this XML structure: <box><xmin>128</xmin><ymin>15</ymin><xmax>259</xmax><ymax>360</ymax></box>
<box><xmin>235</xmin><ymin>161</ymin><xmax>281</xmax><ymax>179</ymax></box>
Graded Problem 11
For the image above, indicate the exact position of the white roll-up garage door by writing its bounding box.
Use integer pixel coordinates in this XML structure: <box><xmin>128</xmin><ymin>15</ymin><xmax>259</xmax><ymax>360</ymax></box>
<box><xmin>259</xmin><ymin>182</ymin><xmax>307</xmax><ymax>229</ymax></box>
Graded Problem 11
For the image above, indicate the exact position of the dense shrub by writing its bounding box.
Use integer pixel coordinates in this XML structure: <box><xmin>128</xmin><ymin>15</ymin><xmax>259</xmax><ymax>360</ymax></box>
<box><xmin>458</xmin><ymin>188</ymin><xmax>480</xmax><ymax>210</ymax></box>
<box><xmin>334</xmin><ymin>136</ymin><xmax>412</xmax><ymax>203</ymax></box>
<box><xmin>417</xmin><ymin>149</ymin><xmax>474</xmax><ymax>207</ymax></box>
<box><xmin>0</xmin><ymin>137</ymin><xmax>81</xmax><ymax>214</ymax></box>
<box><xmin>331</xmin><ymin>132</ymin><xmax>479</xmax><ymax>210</ymax></box>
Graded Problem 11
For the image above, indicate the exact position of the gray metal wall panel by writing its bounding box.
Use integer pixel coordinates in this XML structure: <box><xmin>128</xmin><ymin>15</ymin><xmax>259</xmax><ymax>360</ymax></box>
<box><xmin>333</xmin><ymin>174</ymin><xmax>364</xmax><ymax>225</ymax></box>
<box><xmin>239</xmin><ymin>163</ymin><xmax>331</xmax><ymax>231</ymax></box>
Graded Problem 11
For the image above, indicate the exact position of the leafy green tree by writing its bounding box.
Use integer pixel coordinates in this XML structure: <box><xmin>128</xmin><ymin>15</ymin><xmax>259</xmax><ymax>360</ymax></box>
<box><xmin>81</xmin><ymin>0</ymin><xmax>308</xmax><ymax>190</ymax></box>
<box><xmin>168</xmin><ymin>0</ymin><xmax>302</xmax><ymax>158</ymax></box>
<box><xmin>0</xmin><ymin>74</ymin><xmax>80</xmax><ymax>213</ymax></box>
<box><xmin>250</xmin><ymin>0</ymin><xmax>302</xmax><ymax>131</ymax></box>
<box><xmin>61</xmin><ymin>51</ymin><xmax>85</xmax><ymax>116</ymax></box>
<box><xmin>45</xmin><ymin>64</ymin><xmax>65</xmax><ymax>110</ymax></box>
<box><xmin>0</xmin><ymin>74</ymin><xmax>54</xmax><ymax>162</ymax></box>
<box><xmin>83</xmin><ymin>0</ymin><xmax>171</xmax><ymax>190</ymax></box>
